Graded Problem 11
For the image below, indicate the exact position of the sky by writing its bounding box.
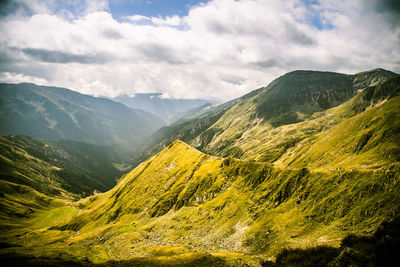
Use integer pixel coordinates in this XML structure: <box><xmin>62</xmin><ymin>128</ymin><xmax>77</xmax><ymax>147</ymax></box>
<box><xmin>0</xmin><ymin>0</ymin><xmax>399</xmax><ymax>100</ymax></box>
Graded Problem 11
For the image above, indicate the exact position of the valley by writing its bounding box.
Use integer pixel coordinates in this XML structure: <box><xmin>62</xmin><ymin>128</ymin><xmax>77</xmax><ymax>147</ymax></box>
<box><xmin>0</xmin><ymin>69</ymin><xmax>399</xmax><ymax>266</ymax></box>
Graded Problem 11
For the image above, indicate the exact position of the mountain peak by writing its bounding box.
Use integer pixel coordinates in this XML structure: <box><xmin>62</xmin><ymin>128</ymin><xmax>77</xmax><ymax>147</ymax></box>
<box><xmin>284</xmin><ymin>69</ymin><xmax>340</xmax><ymax>76</ymax></box>
<box><xmin>166</xmin><ymin>139</ymin><xmax>201</xmax><ymax>153</ymax></box>
<box><xmin>357</xmin><ymin>68</ymin><xmax>397</xmax><ymax>75</ymax></box>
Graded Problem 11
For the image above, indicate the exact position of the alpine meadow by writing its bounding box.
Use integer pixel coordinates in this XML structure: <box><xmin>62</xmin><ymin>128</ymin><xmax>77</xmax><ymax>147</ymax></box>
<box><xmin>1</xmin><ymin>0</ymin><xmax>400</xmax><ymax>266</ymax></box>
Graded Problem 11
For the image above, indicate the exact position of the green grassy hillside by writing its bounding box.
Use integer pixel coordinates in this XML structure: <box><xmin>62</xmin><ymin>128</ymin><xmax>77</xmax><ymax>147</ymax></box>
<box><xmin>0</xmin><ymin>83</ymin><xmax>164</xmax><ymax>148</ymax></box>
<box><xmin>134</xmin><ymin>69</ymin><xmax>398</xmax><ymax>167</ymax></box>
<box><xmin>1</xmin><ymin>69</ymin><xmax>399</xmax><ymax>266</ymax></box>
<box><xmin>2</xmin><ymin>140</ymin><xmax>399</xmax><ymax>265</ymax></box>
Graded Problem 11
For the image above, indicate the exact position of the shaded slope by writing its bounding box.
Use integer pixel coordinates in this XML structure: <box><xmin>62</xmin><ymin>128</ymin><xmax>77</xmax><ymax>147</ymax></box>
<box><xmin>275</xmin><ymin>216</ymin><xmax>400</xmax><ymax>266</ymax></box>
<box><xmin>3</xmin><ymin>140</ymin><xmax>399</xmax><ymax>264</ymax></box>
<box><xmin>0</xmin><ymin>135</ymin><xmax>125</xmax><ymax>198</ymax></box>
<box><xmin>0</xmin><ymin>83</ymin><xmax>164</xmax><ymax>148</ymax></box>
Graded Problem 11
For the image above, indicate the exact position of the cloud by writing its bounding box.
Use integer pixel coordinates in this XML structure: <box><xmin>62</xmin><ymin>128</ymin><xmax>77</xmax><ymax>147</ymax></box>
<box><xmin>0</xmin><ymin>0</ymin><xmax>399</xmax><ymax>100</ymax></box>
<box><xmin>151</xmin><ymin>16</ymin><xmax>182</xmax><ymax>26</ymax></box>
<box><xmin>126</xmin><ymin>14</ymin><xmax>182</xmax><ymax>27</ymax></box>
<box><xmin>21</xmin><ymin>48</ymin><xmax>109</xmax><ymax>63</ymax></box>
<box><xmin>126</xmin><ymin>14</ymin><xmax>149</xmax><ymax>22</ymax></box>
<box><xmin>0</xmin><ymin>71</ymin><xmax>49</xmax><ymax>85</ymax></box>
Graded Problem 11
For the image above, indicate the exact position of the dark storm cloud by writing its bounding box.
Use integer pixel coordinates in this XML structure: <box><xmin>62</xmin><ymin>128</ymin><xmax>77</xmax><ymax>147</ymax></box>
<box><xmin>373</xmin><ymin>0</ymin><xmax>400</xmax><ymax>15</ymax></box>
<box><xmin>369</xmin><ymin>0</ymin><xmax>400</xmax><ymax>28</ymax></box>
<box><xmin>21</xmin><ymin>48</ymin><xmax>109</xmax><ymax>64</ymax></box>
<box><xmin>0</xmin><ymin>0</ymin><xmax>31</xmax><ymax>19</ymax></box>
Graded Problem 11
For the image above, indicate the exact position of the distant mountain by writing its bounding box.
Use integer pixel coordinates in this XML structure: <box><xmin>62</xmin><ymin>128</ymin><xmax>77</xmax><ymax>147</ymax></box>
<box><xmin>134</xmin><ymin>68</ymin><xmax>399</xmax><ymax>166</ymax></box>
<box><xmin>0</xmin><ymin>83</ymin><xmax>164</xmax><ymax>148</ymax></box>
<box><xmin>170</xmin><ymin>99</ymin><xmax>237</xmax><ymax>126</ymax></box>
<box><xmin>112</xmin><ymin>93</ymin><xmax>218</xmax><ymax>124</ymax></box>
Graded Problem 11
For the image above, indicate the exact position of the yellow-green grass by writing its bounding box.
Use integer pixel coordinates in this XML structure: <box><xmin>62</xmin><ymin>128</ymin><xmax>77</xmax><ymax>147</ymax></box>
<box><xmin>141</xmin><ymin>69</ymin><xmax>399</xmax><ymax>174</ymax></box>
<box><xmin>2</xmin><ymin>140</ymin><xmax>399</xmax><ymax>265</ymax></box>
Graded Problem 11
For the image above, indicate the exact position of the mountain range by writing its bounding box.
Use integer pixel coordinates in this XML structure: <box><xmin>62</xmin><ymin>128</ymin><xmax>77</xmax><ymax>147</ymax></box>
<box><xmin>0</xmin><ymin>83</ymin><xmax>164</xmax><ymax>148</ymax></box>
<box><xmin>0</xmin><ymin>68</ymin><xmax>399</xmax><ymax>266</ymax></box>
<box><xmin>112</xmin><ymin>93</ymin><xmax>217</xmax><ymax>124</ymax></box>
<box><xmin>134</xmin><ymin>68</ymin><xmax>399</xmax><ymax>167</ymax></box>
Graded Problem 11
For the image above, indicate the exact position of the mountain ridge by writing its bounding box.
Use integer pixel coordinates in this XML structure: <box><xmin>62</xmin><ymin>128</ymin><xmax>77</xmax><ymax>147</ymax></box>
<box><xmin>112</xmin><ymin>93</ymin><xmax>218</xmax><ymax>124</ymax></box>
<box><xmin>0</xmin><ymin>68</ymin><xmax>399</xmax><ymax>266</ymax></box>
<box><xmin>133</xmin><ymin>68</ymin><xmax>399</xmax><ymax>168</ymax></box>
<box><xmin>2</xmin><ymin>138</ymin><xmax>398</xmax><ymax>264</ymax></box>
<box><xmin>0</xmin><ymin>83</ymin><xmax>164</xmax><ymax>148</ymax></box>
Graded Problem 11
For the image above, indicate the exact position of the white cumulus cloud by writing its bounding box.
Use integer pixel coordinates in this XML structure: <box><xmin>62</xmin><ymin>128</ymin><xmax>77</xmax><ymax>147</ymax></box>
<box><xmin>0</xmin><ymin>0</ymin><xmax>399</xmax><ymax>100</ymax></box>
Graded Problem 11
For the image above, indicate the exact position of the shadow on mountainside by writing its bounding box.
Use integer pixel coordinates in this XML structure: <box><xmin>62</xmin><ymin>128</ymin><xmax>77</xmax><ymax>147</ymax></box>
<box><xmin>273</xmin><ymin>215</ymin><xmax>400</xmax><ymax>267</ymax></box>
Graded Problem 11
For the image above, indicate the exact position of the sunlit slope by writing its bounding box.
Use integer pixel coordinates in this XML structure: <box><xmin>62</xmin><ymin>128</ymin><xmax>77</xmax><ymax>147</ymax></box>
<box><xmin>135</xmin><ymin>69</ymin><xmax>398</xmax><ymax>166</ymax></box>
<box><xmin>5</xmin><ymin>140</ymin><xmax>399</xmax><ymax>264</ymax></box>
<box><xmin>277</xmin><ymin>92</ymin><xmax>400</xmax><ymax>169</ymax></box>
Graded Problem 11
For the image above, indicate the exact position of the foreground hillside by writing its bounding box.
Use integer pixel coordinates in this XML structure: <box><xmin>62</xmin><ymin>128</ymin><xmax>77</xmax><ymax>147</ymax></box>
<box><xmin>135</xmin><ymin>69</ymin><xmax>399</xmax><ymax>168</ymax></box>
<box><xmin>0</xmin><ymin>83</ymin><xmax>164</xmax><ymax>148</ymax></box>
<box><xmin>1</xmin><ymin>140</ymin><xmax>399</xmax><ymax>265</ymax></box>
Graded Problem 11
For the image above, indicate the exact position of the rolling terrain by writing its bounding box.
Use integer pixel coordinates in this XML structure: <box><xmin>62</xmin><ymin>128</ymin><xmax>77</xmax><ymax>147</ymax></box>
<box><xmin>0</xmin><ymin>83</ymin><xmax>164</xmax><ymax>148</ymax></box>
<box><xmin>134</xmin><ymin>69</ymin><xmax>398</xmax><ymax>166</ymax></box>
<box><xmin>1</xmin><ymin>140</ymin><xmax>399</xmax><ymax>265</ymax></box>
<box><xmin>0</xmin><ymin>68</ymin><xmax>399</xmax><ymax>266</ymax></box>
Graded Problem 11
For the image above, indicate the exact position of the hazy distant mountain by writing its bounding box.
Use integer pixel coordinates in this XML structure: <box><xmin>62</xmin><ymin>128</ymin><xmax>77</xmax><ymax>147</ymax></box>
<box><xmin>112</xmin><ymin>93</ymin><xmax>218</xmax><ymax>124</ymax></box>
<box><xmin>0</xmin><ymin>83</ymin><xmax>164</xmax><ymax>148</ymax></box>
<box><xmin>170</xmin><ymin>99</ymin><xmax>237</xmax><ymax>126</ymax></box>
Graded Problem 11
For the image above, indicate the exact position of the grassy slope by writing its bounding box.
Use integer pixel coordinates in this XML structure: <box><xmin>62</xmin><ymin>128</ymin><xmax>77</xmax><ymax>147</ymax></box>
<box><xmin>2</xmin><ymin>136</ymin><xmax>399</xmax><ymax>265</ymax></box>
<box><xmin>135</xmin><ymin>69</ymin><xmax>398</xmax><ymax>166</ymax></box>
<box><xmin>0</xmin><ymin>135</ymin><xmax>131</xmax><ymax>240</ymax></box>
<box><xmin>0</xmin><ymin>135</ymin><xmax>127</xmax><ymax>198</ymax></box>
<box><xmin>1</xmin><ymin>69</ymin><xmax>399</xmax><ymax>266</ymax></box>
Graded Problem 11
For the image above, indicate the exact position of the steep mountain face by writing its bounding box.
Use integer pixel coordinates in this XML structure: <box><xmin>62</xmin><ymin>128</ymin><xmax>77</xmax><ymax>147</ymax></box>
<box><xmin>0</xmin><ymin>83</ymin><xmax>164</xmax><ymax>148</ymax></box>
<box><xmin>113</xmin><ymin>93</ymin><xmax>217</xmax><ymax>124</ymax></box>
<box><xmin>134</xmin><ymin>69</ymin><xmax>398</xmax><ymax>166</ymax></box>
<box><xmin>276</xmin><ymin>79</ymin><xmax>400</xmax><ymax>169</ymax></box>
<box><xmin>2</xmin><ymin>140</ymin><xmax>398</xmax><ymax>265</ymax></box>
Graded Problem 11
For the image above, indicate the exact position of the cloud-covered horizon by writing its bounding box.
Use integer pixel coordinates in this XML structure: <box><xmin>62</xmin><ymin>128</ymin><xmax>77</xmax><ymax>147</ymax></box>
<box><xmin>0</xmin><ymin>0</ymin><xmax>399</xmax><ymax>100</ymax></box>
